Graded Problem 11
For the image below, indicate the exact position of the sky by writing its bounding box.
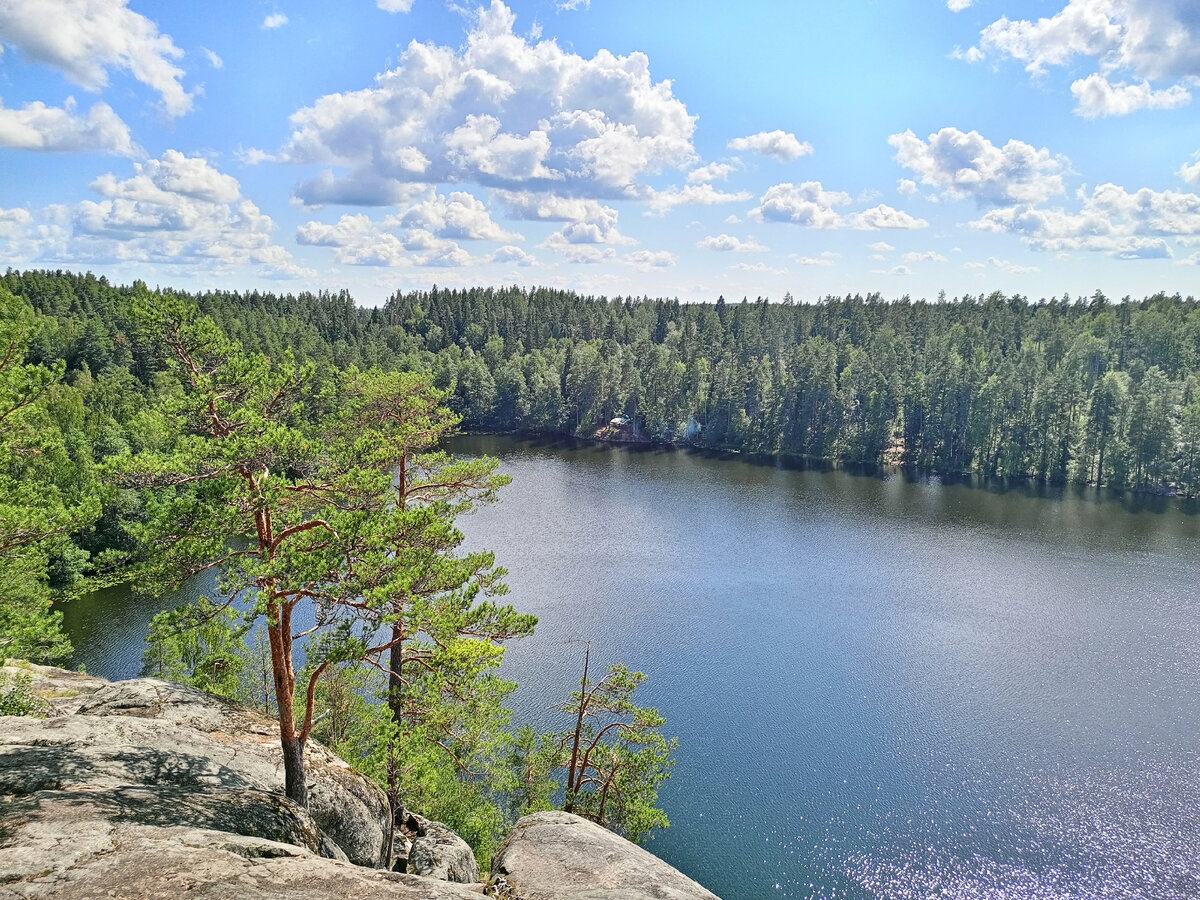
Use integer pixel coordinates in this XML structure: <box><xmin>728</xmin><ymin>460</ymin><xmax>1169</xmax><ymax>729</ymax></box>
<box><xmin>2</xmin><ymin>0</ymin><xmax>1200</xmax><ymax>306</ymax></box>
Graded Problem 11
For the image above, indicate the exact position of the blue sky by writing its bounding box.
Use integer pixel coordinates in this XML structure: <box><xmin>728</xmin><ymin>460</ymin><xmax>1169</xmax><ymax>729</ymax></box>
<box><xmin>2</xmin><ymin>0</ymin><xmax>1199</xmax><ymax>305</ymax></box>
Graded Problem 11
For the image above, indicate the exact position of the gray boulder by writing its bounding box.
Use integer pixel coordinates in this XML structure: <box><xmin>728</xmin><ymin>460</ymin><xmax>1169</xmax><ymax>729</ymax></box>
<box><xmin>491</xmin><ymin>811</ymin><xmax>722</xmax><ymax>900</ymax></box>
<box><xmin>407</xmin><ymin>810</ymin><xmax>481</xmax><ymax>883</ymax></box>
<box><xmin>1</xmin><ymin>676</ymin><xmax>390</xmax><ymax>867</ymax></box>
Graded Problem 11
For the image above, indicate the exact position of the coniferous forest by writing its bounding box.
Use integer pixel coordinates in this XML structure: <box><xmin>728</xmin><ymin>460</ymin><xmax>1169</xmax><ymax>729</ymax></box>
<box><xmin>8</xmin><ymin>268</ymin><xmax>1200</xmax><ymax>501</ymax></box>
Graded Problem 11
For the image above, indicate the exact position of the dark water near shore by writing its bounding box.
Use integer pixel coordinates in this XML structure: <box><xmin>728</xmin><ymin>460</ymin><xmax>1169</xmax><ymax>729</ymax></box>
<box><xmin>63</xmin><ymin>435</ymin><xmax>1200</xmax><ymax>900</ymax></box>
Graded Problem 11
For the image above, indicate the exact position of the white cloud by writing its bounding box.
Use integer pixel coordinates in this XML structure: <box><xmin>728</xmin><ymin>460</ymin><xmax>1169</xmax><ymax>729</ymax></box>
<box><xmin>969</xmin><ymin>1</ymin><xmax>1200</xmax><ymax>116</ymax></box>
<box><xmin>297</xmin><ymin>212</ymin><xmax>473</xmax><ymax>267</ymax></box>
<box><xmin>1070</xmin><ymin>73</ymin><xmax>1190</xmax><ymax>116</ymax></box>
<box><xmin>65</xmin><ymin>151</ymin><xmax>311</xmax><ymax>276</ymax></box>
<box><xmin>626</xmin><ymin>249</ymin><xmax>676</xmax><ymax>269</ymax></box>
<box><xmin>687</xmin><ymin>160</ymin><xmax>740</xmax><ymax>184</ymax></box>
<box><xmin>377</xmin><ymin>0</ymin><xmax>415</xmax><ymax>11</ymax></box>
<box><xmin>646</xmin><ymin>184</ymin><xmax>752</xmax><ymax>215</ymax></box>
<box><xmin>889</xmin><ymin>127</ymin><xmax>1067</xmax><ymax>206</ymax></box>
<box><xmin>201</xmin><ymin>47</ymin><xmax>223</xmax><ymax>69</ymax></box>
<box><xmin>0</xmin><ymin>98</ymin><xmax>138</xmax><ymax>155</ymax></box>
<box><xmin>868</xmin><ymin>241</ymin><xmax>895</xmax><ymax>252</ymax></box>
<box><xmin>1180</xmin><ymin>155</ymin><xmax>1200</xmax><ymax>184</ymax></box>
<box><xmin>398</xmin><ymin>190</ymin><xmax>520</xmax><ymax>241</ymax></box>
<box><xmin>724</xmin><ymin>213</ymin><xmax>741</xmax><ymax>224</ymax></box>
<box><xmin>0</xmin><ymin>0</ymin><xmax>193</xmax><ymax>115</ymax></box>
<box><xmin>728</xmin><ymin>130</ymin><xmax>813</xmax><ymax>161</ymax></box>
<box><xmin>789</xmin><ymin>251</ymin><xmax>836</xmax><ymax>266</ymax></box>
<box><xmin>871</xmin><ymin>265</ymin><xmax>913</xmax><ymax>276</ymax></box>
<box><xmin>948</xmin><ymin>0</ymin><xmax>973</xmax><ymax>10</ymax></box>
<box><xmin>698</xmin><ymin>234</ymin><xmax>768</xmax><ymax>252</ymax></box>
<box><xmin>904</xmin><ymin>250</ymin><xmax>949</xmax><ymax>263</ymax></box>
<box><xmin>752</xmin><ymin>182</ymin><xmax>927</xmax><ymax>230</ymax></box>
<box><xmin>558</xmin><ymin>0</ymin><xmax>590</xmax><ymax>9</ymax></box>
<box><xmin>898</xmin><ymin>178</ymin><xmax>919</xmax><ymax>196</ymax></box>
<box><xmin>279</xmin><ymin>1</ymin><xmax>695</xmax><ymax>205</ymax></box>
<box><xmin>731</xmin><ymin>261</ymin><xmax>787</xmax><ymax>275</ymax></box>
<box><xmin>849</xmin><ymin>204</ymin><xmax>929</xmax><ymax>230</ymax></box>
<box><xmin>491</xmin><ymin>244</ymin><xmax>536</xmax><ymax>266</ymax></box>
<box><xmin>752</xmin><ymin>181</ymin><xmax>850</xmax><ymax>227</ymax></box>
<box><xmin>263</xmin><ymin>13</ymin><xmax>288</xmax><ymax>29</ymax></box>
<box><xmin>972</xmin><ymin>181</ymin><xmax>1200</xmax><ymax>257</ymax></box>
<box><xmin>971</xmin><ymin>256</ymin><xmax>1040</xmax><ymax>274</ymax></box>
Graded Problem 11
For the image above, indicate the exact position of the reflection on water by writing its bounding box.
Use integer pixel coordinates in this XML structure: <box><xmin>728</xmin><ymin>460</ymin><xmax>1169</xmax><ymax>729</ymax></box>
<box><xmin>62</xmin><ymin>435</ymin><xmax>1200</xmax><ymax>900</ymax></box>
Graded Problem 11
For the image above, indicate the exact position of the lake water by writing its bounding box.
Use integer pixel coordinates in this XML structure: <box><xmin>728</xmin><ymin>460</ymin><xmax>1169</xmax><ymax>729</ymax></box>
<box><xmin>62</xmin><ymin>435</ymin><xmax>1200</xmax><ymax>900</ymax></box>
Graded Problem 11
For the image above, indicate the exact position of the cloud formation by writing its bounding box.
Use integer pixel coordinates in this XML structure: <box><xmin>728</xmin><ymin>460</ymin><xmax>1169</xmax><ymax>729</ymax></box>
<box><xmin>279</xmin><ymin>1</ymin><xmax>695</xmax><ymax>205</ymax></box>
<box><xmin>972</xmin><ymin>182</ymin><xmax>1200</xmax><ymax>257</ymax></box>
<box><xmin>698</xmin><ymin>234</ymin><xmax>768</xmax><ymax>252</ymax></box>
<box><xmin>889</xmin><ymin>127</ymin><xmax>1067</xmax><ymax>206</ymax></box>
<box><xmin>0</xmin><ymin>98</ymin><xmax>137</xmax><ymax>155</ymax></box>
<box><xmin>67</xmin><ymin>150</ymin><xmax>310</xmax><ymax>275</ymax></box>
<box><xmin>752</xmin><ymin>182</ymin><xmax>927</xmax><ymax>230</ymax></box>
<box><xmin>0</xmin><ymin>0</ymin><xmax>192</xmax><ymax>116</ymax></box>
<box><xmin>1070</xmin><ymin>73</ymin><xmax>1190</xmax><ymax>117</ymax></box>
<box><xmin>968</xmin><ymin>0</ymin><xmax>1200</xmax><ymax>116</ymax></box>
<box><xmin>728</xmin><ymin>130</ymin><xmax>813</xmax><ymax>161</ymax></box>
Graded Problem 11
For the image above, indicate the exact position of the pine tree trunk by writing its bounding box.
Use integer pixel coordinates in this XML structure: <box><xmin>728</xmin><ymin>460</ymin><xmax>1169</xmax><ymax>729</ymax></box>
<box><xmin>281</xmin><ymin>732</ymin><xmax>308</xmax><ymax>808</ymax></box>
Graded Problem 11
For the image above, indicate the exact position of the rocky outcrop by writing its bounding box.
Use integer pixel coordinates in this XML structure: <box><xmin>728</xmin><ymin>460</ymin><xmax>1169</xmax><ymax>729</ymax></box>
<box><xmin>405</xmin><ymin>811</ymin><xmax>480</xmax><ymax>883</ymax></box>
<box><xmin>1</xmin><ymin>666</ymin><xmax>723</xmax><ymax>900</ymax></box>
<box><xmin>491</xmin><ymin>811</ymin><xmax>722</xmax><ymax>900</ymax></box>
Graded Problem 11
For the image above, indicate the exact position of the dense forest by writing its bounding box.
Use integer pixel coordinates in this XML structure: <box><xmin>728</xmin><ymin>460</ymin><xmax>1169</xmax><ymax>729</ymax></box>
<box><xmin>7</xmin><ymin>268</ymin><xmax>1200</xmax><ymax>503</ymax></box>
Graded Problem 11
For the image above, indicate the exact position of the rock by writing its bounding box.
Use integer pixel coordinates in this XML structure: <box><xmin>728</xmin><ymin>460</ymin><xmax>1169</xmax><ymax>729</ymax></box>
<box><xmin>491</xmin><ymin>811</ymin><xmax>722</xmax><ymax>900</ymax></box>
<box><xmin>72</xmin><ymin>677</ymin><xmax>391</xmax><ymax>867</ymax></box>
<box><xmin>0</xmin><ymin>660</ymin><xmax>107</xmax><ymax>716</ymax></box>
<box><xmin>0</xmin><ymin>669</ymin><xmax>486</xmax><ymax>900</ymax></box>
<box><xmin>1</xmin><ymin>675</ymin><xmax>390</xmax><ymax>867</ymax></box>
<box><xmin>407</xmin><ymin>810</ymin><xmax>481</xmax><ymax>883</ymax></box>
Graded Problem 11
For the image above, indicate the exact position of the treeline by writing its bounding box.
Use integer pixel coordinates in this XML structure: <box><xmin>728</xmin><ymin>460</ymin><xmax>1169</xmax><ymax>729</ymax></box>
<box><xmin>7</xmin><ymin>270</ymin><xmax>1200</xmax><ymax>502</ymax></box>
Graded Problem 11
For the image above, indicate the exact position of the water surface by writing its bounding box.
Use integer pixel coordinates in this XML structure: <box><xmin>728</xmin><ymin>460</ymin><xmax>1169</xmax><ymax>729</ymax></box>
<box><xmin>63</xmin><ymin>435</ymin><xmax>1200</xmax><ymax>900</ymax></box>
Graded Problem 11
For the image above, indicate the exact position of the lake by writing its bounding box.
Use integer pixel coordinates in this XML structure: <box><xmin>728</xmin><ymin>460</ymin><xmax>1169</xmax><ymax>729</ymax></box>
<box><xmin>62</xmin><ymin>435</ymin><xmax>1200</xmax><ymax>900</ymax></box>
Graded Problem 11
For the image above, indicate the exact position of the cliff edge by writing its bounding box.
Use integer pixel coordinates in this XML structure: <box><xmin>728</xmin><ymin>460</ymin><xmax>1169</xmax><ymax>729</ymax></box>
<box><xmin>0</xmin><ymin>663</ymin><xmax>721</xmax><ymax>900</ymax></box>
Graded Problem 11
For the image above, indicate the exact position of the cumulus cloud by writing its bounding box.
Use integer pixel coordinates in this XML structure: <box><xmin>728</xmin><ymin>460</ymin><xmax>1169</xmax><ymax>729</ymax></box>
<box><xmin>1070</xmin><ymin>73</ymin><xmax>1190</xmax><ymax>116</ymax></box>
<box><xmin>849</xmin><ymin>204</ymin><xmax>929</xmax><ymax>229</ymax></box>
<box><xmin>398</xmin><ymin>190</ymin><xmax>520</xmax><ymax>241</ymax></box>
<box><xmin>904</xmin><ymin>250</ymin><xmax>949</xmax><ymax>263</ymax></box>
<box><xmin>646</xmin><ymin>184</ymin><xmax>751</xmax><ymax>215</ymax></box>
<box><xmin>378</xmin><ymin>0</ymin><xmax>415</xmax><ymax>11</ymax></box>
<box><xmin>200</xmin><ymin>47</ymin><xmax>223</xmax><ymax>69</ymax></box>
<box><xmin>972</xmin><ymin>181</ymin><xmax>1200</xmax><ymax>257</ymax></box>
<box><xmin>491</xmin><ymin>244</ymin><xmax>536</xmax><ymax>266</ymax></box>
<box><xmin>687</xmin><ymin>160</ymin><xmax>740</xmax><ymax>184</ymax></box>
<box><xmin>789</xmin><ymin>251</ymin><xmax>837</xmax><ymax>266</ymax></box>
<box><xmin>65</xmin><ymin>150</ymin><xmax>311</xmax><ymax>276</ymax></box>
<box><xmin>752</xmin><ymin>181</ymin><xmax>850</xmax><ymax>227</ymax></box>
<box><xmin>0</xmin><ymin>98</ymin><xmax>138</xmax><ymax>155</ymax></box>
<box><xmin>297</xmin><ymin>212</ymin><xmax>474</xmax><ymax>267</ymax></box>
<box><xmin>0</xmin><ymin>0</ymin><xmax>193</xmax><ymax>116</ymax></box>
<box><xmin>263</xmin><ymin>13</ymin><xmax>288</xmax><ymax>28</ymax></box>
<box><xmin>752</xmin><ymin>182</ymin><xmax>926</xmax><ymax>230</ymax></box>
<box><xmin>728</xmin><ymin>130</ymin><xmax>813</xmax><ymax>161</ymax></box>
<box><xmin>279</xmin><ymin>1</ymin><xmax>695</xmax><ymax>205</ymax></box>
<box><xmin>890</xmin><ymin>127</ymin><xmax>1067</xmax><ymax>206</ymax></box>
<box><xmin>869</xmin><ymin>241</ymin><xmax>895</xmax><ymax>252</ymax></box>
<box><xmin>966</xmin><ymin>256</ymin><xmax>1041</xmax><ymax>274</ymax></box>
<box><xmin>626</xmin><ymin>249</ymin><xmax>676</xmax><ymax>270</ymax></box>
<box><xmin>967</xmin><ymin>0</ymin><xmax>1200</xmax><ymax>116</ymax></box>
<box><xmin>698</xmin><ymin>234</ymin><xmax>768</xmax><ymax>252</ymax></box>
<box><xmin>1180</xmin><ymin>154</ymin><xmax>1200</xmax><ymax>184</ymax></box>
<box><xmin>948</xmin><ymin>0</ymin><xmax>973</xmax><ymax>10</ymax></box>
<box><xmin>731</xmin><ymin>261</ymin><xmax>787</xmax><ymax>275</ymax></box>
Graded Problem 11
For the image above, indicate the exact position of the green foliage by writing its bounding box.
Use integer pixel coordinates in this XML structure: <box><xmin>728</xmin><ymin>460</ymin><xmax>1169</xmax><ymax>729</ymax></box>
<box><xmin>0</xmin><ymin>670</ymin><xmax>46</xmax><ymax>717</ymax></box>
<box><xmin>142</xmin><ymin>597</ymin><xmax>249</xmax><ymax>698</ymax></box>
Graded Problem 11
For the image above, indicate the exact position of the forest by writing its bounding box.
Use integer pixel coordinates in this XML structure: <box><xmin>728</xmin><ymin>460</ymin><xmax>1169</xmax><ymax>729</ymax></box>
<box><xmin>7</xmin><ymin>268</ymin><xmax>1200</xmax><ymax>498</ymax></box>
<box><xmin>4</xmin><ymin>266</ymin><xmax>1200</xmax><ymax>866</ymax></box>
